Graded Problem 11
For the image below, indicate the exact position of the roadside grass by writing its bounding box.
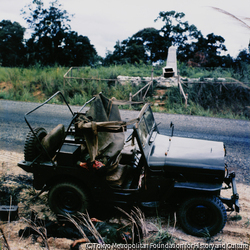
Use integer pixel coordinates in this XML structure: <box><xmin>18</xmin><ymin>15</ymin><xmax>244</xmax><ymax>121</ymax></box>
<box><xmin>178</xmin><ymin>63</ymin><xmax>234</xmax><ymax>79</ymax></box>
<box><xmin>0</xmin><ymin>64</ymin><xmax>249</xmax><ymax>120</ymax></box>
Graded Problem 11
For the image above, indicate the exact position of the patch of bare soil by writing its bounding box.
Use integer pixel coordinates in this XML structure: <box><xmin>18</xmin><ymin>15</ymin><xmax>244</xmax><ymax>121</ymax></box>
<box><xmin>33</xmin><ymin>90</ymin><xmax>45</xmax><ymax>101</ymax></box>
<box><xmin>32</xmin><ymin>84</ymin><xmax>45</xmax><ymax>101</ymax></box>
<box><xmin>0</xmin><ymin>150</ymin><xmax>249</xmax><ymax>249</ymax></box>
<box><xmin>0</xmin><ymin>82</ymin><xmax>13</xmax><ymax>92</ymax></box>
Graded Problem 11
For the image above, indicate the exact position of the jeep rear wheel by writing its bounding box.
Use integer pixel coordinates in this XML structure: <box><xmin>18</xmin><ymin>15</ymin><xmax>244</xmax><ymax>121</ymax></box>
<box><xmin>48</xmin><ymin>182</ymin><xmax>89</xmax><ymax>216</ymax></box>
<box><xmin>177</xmin><ymin>196</ymin><xmax>227</xmax><ymax>237</ymax></box>
<box><xmin>24</xmin><ymin>127</ymin><xmax>47</xmax><ymax>161</ymax></box>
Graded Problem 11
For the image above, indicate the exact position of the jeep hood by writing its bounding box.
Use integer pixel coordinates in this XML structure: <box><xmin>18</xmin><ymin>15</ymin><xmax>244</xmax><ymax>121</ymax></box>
<box><xmin>148</xmin><ymin>134</ymin><xmax>225</xmax><ymax>173</ymax></box>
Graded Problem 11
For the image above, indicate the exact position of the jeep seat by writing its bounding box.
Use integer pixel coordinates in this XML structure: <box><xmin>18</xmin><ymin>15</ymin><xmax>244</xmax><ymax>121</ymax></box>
<box><xmin>41</xmin><ymin>124</ymin><xmax>65</xmax><ymax>158</ymax></box>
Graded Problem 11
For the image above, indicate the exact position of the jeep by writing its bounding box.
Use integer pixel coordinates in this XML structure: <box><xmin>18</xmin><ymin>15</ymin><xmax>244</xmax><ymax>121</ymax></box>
<box><xmin>18</xmin><ymin>91</ymin><xmax>239</xmax><ymax>236</ymax></box>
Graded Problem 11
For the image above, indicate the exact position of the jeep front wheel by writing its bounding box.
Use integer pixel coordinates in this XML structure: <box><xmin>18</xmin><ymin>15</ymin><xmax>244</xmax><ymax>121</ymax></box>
<box><xmin>48</xmin><ymin>182</ymin><xmax>89</xmax><ymax>216</ymax></box>
<box><xmin>177</xmin><ymin>196</ymin><xmax>227</xmax><ymax>236</ymax></box>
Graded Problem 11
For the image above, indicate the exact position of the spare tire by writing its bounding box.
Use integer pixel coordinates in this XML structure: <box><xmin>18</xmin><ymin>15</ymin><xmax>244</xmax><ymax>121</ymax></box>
<box><xmin>24</xmin><ymin>127</ymin><xmax>47</xmax><ymax>161</ymax></box>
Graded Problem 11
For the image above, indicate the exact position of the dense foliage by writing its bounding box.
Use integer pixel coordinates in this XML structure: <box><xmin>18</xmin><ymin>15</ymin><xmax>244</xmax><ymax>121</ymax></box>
<box><xmin>103</xmin><ymin>11</ymin><xmax>230</xmax><ymax>67</ymax></box>
<box><xmin>0</xmin><ymin>0</ymin><xmax>99</xmax><ymax>67</ymax></box>
<box><xmin>0</xmin><ymin>20</ymin><xmax>26</xmax><ymax>66</ymax></box>
<box><xmin>0</xmin><ymin>1</ymin><xmax>249</xmax><ymax>71</ymax></box>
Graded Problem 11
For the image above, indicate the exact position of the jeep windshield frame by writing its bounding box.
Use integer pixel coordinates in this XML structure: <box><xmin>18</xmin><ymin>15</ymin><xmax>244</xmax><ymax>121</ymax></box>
<box><xmin>133</xmin><ymin>103</ymin><xmax>159</xmax><ymax>167</ymax></box>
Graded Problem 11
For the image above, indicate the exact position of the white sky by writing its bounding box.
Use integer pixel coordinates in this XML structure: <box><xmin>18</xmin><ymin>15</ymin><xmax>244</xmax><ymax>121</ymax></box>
<box><xmin>1</xmin><ymin>0</ymin><xmax>250</xmax><ymax>58</ymax></box>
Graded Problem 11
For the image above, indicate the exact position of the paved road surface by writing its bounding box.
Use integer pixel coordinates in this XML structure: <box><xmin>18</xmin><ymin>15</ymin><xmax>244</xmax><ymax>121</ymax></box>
<box><xmin>1</xmin><ymin>99</ymin><xmax>249</xmax><ymax>183</ymax></box>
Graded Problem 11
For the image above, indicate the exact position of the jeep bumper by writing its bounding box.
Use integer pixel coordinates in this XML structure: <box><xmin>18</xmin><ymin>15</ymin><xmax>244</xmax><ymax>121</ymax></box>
<box><xmin>221</xmin><ymin>172</ymin><xmax>240</xmax><ymax>212</ymax></box>
<box><xmin>18</xmin><ymin>160</ymin><xmax>33</xmax><ymax>173</ymax></box>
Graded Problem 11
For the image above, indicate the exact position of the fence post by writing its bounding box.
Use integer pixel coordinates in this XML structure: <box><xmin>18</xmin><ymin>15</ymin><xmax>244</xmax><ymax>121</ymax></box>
<box><xmin>185</xmin><ymin>93</ymin><xmax>188</xmax><ymax>108</ymax></box>
<box><xmin>178</xmin><ymin>70</ymin><xmax>181</xmax><ymax>95</ymax></box>
<box><xmin>151</xmin><ymin>68</ymin><xmax>154</xmax><ymax>92</ymax></box>
<box><xmin>129</xmin><ymin>92</ymin><xmax>132</xmax><ymax>102</ymax></box>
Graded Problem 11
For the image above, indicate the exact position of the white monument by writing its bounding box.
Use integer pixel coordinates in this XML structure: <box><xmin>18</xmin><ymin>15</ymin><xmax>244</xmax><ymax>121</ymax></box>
<box><xmin>163</xmin><ymin>46</ymin><xmax>177</xmax><ymax>78</ymax></box>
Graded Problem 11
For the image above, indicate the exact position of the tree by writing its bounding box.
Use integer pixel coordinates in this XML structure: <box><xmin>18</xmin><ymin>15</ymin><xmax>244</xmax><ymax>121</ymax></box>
<box><xmin>155</xmin><ymin>11</ymin><xmax>200</xmax><ymax>59</ymax></box>
<box><xmin>123</xmin><ymin>37</ymin><xmax>147</xmax><ymax>64</ymax></box>
<box><xmin>62</xmin><ymin>31</ymin><xmax>98</xmax><ymax>66</ymax></box>
<box><xmin>104</xmin><ymin>10</ymin><xmax>229</xmax><ymax>67</ymax></box>
<box><xmin>233</xmin><ymin>48</ymin><xmax>250</xmax><ymax>81</ymax></box>
<box><xmin>104</xmin><ymin>11</ymin><xmax>200</xmax><ymax>65</ymax></box>
<box><xmin>22</xmin><ymin>0</ymin><xmax>98</xmax><ymax>66</ymax></box>
<box><xmin>236</xmin><ymin>48</ymin><xmax>250</xmax><ymax>64</ymax></box>
<box><xmin>103</xmin><ymin>41</ymin><xmax>126</xmax><ymax>65</ymax></box>
<box><xmin>132</xmin><ymin>27</ymin><xmax>165</xmax><ymax>62</ymax></box>
<box><xmin>103</xmin><ymin>38</ymin><xmax>146</xmax><ymax>65</ymax></box>
<box><xmin>205</xmin><ymin>33</ymin><xmax>227</xmax><ymax>66</ymax></box>
<box><xmin>22</xmin><ymin>0</ymin><xmax>72</xmax><ymax>65</ymax></box>
<box><xmin>0</xmin><ymin>20</ymin><xmax>25</xmax><ymax>66</ymax></box>
<box><xmin>180</xmin><ymin>32</ymin><xmax>228</xmax><ymax>67</ymax></box>
<box><xmin>104</xmin><ymin>29</ymin><xmax>163</xmax><ymax>65</ymax></box>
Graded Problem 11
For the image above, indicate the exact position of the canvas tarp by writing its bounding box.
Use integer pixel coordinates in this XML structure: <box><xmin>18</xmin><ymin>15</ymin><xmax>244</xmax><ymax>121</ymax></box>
<box><xmin>77</xmin><ymin>94</ymin><xmax>135</xmax><ymax>162</ymax></box>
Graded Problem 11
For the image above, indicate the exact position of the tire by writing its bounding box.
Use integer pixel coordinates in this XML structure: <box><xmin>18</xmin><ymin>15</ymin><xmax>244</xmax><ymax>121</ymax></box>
<box><xmin>48</xmin><ymin>182</ymin><xmax>89</xmax><ymax>216</ymax></box>
<box><xmin>177</xmin><ymin>196</ymin><xmax>227</xmax><ymax>237</ymax></box>
<box><xmin>24</xmin><ymin>127</ymin><xmax>47</xmax><ymax>161</ymax></box>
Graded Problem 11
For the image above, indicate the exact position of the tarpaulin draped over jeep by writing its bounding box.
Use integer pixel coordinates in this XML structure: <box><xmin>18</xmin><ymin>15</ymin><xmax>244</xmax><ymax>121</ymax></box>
<box><xmin>77</xmin><ymin>93</ymin><xmax>137</xmax><ymax>162</ymax></box>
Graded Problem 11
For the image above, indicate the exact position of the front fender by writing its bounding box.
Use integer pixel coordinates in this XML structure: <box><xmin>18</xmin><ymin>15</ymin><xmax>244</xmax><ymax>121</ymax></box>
<box><xmin>174</xmin><ymin>182</ymin><xmax>222</xmax><ymax>192</ymax></box>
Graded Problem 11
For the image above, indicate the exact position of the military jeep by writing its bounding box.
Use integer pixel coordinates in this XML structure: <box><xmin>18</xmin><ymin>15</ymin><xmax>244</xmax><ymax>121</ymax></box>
<box><xmin>18</xmin><ymin>91</ymin><xmax>239</xmax><ymax>237</ymax></box>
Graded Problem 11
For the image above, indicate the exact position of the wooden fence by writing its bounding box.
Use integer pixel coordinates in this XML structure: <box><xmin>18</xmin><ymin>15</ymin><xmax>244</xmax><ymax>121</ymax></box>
<box><xmin>64</xmin><ymin>67</ymin><xmax>249</xmax><ymax>108</ymax></box>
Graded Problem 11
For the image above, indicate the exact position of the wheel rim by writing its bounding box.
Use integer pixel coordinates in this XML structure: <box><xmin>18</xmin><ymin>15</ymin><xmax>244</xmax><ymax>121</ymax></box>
<box><xmin>56</xmin><ymin>188</ymin><xmax>85</xmax><ymax>213</ymax></box>
<box><xmin>186</xmin><ymin>203</ymin><xmax>215</xmax><ymax>229</ymax></box>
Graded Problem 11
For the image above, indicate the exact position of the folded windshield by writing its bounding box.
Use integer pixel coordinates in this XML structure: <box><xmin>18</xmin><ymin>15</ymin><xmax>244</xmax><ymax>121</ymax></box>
<box><xmin>137</xmin><ymin>105</ymin><xmax>156</xmax><ymax>148</ymax></box>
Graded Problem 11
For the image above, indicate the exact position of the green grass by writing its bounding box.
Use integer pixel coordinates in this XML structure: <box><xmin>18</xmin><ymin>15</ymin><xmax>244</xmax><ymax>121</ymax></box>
<box><xmin>178</xmin><ymin>63</ymin><xmax>234</xmax><ymax>79</ymax></box>
<box><xmin>0</xmin><ymin>64</ymin><xmax>249</xmax><ymax>120</ymax></box>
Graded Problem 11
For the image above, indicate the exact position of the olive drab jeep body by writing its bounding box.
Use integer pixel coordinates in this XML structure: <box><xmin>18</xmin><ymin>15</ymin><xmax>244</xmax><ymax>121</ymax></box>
<box><xmin>18</xmin><ymin>91</ymin><xmax>239</xmax><ymax>237</ymax></box>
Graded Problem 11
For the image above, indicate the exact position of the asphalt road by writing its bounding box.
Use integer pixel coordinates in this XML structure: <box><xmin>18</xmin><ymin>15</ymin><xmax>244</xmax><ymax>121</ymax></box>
<box><xmin>1</xmin><ymin>99</ymin><xmax>249</xmax><ymax>183</ymax></box>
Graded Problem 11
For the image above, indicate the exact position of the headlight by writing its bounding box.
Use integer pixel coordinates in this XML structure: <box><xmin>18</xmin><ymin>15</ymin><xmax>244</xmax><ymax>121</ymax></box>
<box><xmin>225</xmin><ymin>164</ymin><xmax>228</xmax><ymax>177</ymax></box>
